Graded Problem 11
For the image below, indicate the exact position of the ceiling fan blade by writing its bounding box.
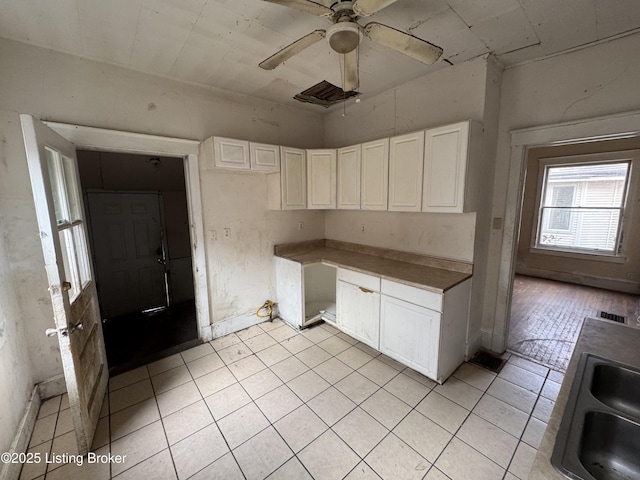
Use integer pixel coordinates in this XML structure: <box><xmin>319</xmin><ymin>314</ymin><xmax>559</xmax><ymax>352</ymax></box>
<box><xmin>259</xmin><ymin>30</ymin><xmax>326</xmax><ymax>70</ymax></box>
<box><xmin>263</xmin><ymin>0</ymin><xmax>333</xmax><ymax>17</ymax></box>
<box><xmin>340</xmin><ymin>49</ymin><xmax>359</xmax><ymax>92</ymax></box>
<box><xmin>353</xmin><ymin>0</ymin><xmax>399</xmax><ymax>17</ymax></box>
<box><xmin>363</xmin><ymin>22</ymin><xmax>443</xmax><ymax>65</ymax></box>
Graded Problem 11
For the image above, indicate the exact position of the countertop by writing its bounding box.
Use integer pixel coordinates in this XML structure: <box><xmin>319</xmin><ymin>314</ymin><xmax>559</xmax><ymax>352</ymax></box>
<box><xmin>274</xmin><ymin>239</ymin><xmax>472</xmax><ymax>293</ymax></box>
<box><xmin>529</xmin><ymin>316</ymin><xmax>640</xmax><ymax>479</ymax></box>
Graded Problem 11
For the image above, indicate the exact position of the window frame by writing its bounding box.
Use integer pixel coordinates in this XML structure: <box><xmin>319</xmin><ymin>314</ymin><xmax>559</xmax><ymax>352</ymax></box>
<box><xmin>530</xmin><ymin>150</ymin><xmax>638</xmax><ymax>261</ymax></box>
<box><xmin>45</xmin><ymin>146</ymin><xmax>92</xmax><ymax>302</ymax></box>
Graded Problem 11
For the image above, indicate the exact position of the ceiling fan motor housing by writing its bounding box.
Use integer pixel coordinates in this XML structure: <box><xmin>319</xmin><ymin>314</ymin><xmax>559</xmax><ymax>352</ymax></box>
<box><xmin>327</xmin><ymin>20</ymin><xmax>362</xmax><ymax>53</ymax></box>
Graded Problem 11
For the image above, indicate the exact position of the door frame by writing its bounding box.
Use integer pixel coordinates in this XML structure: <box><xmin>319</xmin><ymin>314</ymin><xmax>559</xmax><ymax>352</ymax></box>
<box><xmin>46</xmin><ymin>121</ymin><xmax>213</xmax><ymax>342</ymax></box>
<box><xmin>491</xmin><ymin>109</ymin><xmax>640</xmax><ymax>352</ymax></box>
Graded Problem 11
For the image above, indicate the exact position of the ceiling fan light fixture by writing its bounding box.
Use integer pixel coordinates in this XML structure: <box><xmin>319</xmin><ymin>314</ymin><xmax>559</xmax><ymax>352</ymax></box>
<box><xmin>327</xmin><ymin>22</ymin><xmax>361</xmax><ymax>54</ymax></box>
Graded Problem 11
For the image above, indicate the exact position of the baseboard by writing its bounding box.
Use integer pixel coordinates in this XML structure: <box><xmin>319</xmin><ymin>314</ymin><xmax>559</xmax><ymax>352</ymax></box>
<box><xmin>198</xmin><ymin>325</ymin><xmax>213</xmax><ymax>343</ymax></box>
<box><xmin>515</xmin><ymin>266</ymin><xmax>640</xmax><ymax>294</ymax></box>
<box><xmin>211</xmin><ymin>311</ymin><xmax>266</xmax><ymax>338</ymax></box>
<box><xmin>0</xmin><ymin>387</ymin><xmax>40</xmax><ymax>480</ymax></box>
<box><xmin>38</xmin><ymin>374</ymin><xmax>66</xmax><ymax>400</ymax></box>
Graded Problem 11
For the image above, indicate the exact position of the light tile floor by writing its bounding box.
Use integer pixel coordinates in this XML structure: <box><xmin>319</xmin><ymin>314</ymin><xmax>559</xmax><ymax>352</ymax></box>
<box><xmin>22</xmin><ymin>320</ymin><xmax>563</xmax><ymax>480</ymax></box>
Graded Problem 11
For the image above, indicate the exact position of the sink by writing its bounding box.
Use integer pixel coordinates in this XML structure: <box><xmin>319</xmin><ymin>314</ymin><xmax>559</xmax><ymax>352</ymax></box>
<box><xmin>579</xmin><ymin>412</ymin><xmax>640</xmax><ymax>480</ymax></box>
<box><xmin>552</xmin><ymin>354</ymin><xmax>640</xmax><ymax>480</ymax></box>
<box><xmin>591</xmin><ymin>364</ymin><xmax>640</xmax><ymax>419</ymax></box>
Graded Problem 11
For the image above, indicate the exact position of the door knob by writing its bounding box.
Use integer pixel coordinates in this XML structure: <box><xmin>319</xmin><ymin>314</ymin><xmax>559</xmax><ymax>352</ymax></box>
<box><xmin>68</xmin><ymin>321</ymin><xmax>84</xmax><ymax>334</ymax></box>
<box><xmin>62</xmin><ymin>281</ymin><xmax>72</xmax><ymax>292</ymax></box>
<box><xmin>45</xmin><ymin>322</ymin><xmax>83</xmax><ymax>337</ymax></box>
<box><xmin>45</xmin><ymin>328</ymin><xmax>58</xmax><ymax>337</ymax></box>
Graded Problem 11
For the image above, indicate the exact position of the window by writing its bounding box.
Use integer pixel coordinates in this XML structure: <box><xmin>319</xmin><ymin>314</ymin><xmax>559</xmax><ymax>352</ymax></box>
<box><xmin>46</xmin><ymin>147</ymin><xmax>91</xmax><ymax>302</ymax></box>
<box><xmin>535</xmin><ymin>157</ymin><xmax>631</xmax><ymax>256</ymax></box>
<box><xmin>546</xmin><ymin>185</ymin><xmax>575</xmax><ymax>231</ymax></box>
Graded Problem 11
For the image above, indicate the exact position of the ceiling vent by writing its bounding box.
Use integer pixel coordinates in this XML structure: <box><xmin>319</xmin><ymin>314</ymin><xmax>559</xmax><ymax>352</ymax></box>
<box><xmin>294</xmin><ymin>80</ymin><xmax>359</xmax><ymax>108</ymax></box>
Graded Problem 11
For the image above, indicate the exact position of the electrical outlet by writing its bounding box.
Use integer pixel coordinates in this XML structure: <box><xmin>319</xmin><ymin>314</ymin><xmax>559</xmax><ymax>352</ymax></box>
<box><xmin>360</xmin><ymin>224</ymin><xmax>366</xmax><ymax>232</ymax></box>
<box><xmin>210</xmin><ymin>230</ymin><xmax>217</xmax><ymax>241</ymax></box>
<box><xmin>627</xmin><ymin>272</ymin><xmax>634</xmax><ymax>280</ymax></box>
<box><xmin>298</xmin><ymin>222</ymin><xmax>304</xmax><ymax>231</ymax></box>
<box><xmin>224</xmin><ymin>228</ymin><xmax>231</xmax><ymax>239</ymax></box>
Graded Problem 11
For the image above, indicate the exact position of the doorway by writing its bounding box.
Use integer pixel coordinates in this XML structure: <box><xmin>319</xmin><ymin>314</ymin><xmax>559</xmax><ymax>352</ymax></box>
<box><xmin>78</xmin><ymin>150</ymin><xmax>199</xmax><ymax>374</ymax></box>
<box><xmin>497</xmin><ymin>113</ymin><xmax>640</xmax><ymax>367</ymax></box>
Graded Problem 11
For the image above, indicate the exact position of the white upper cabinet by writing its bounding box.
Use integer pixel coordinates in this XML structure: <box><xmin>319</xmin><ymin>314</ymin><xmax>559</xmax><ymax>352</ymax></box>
<box><xmin>361</xmin><ymin>138</ymin><xmax>389</xmax><ymax>210</ymax></box>
<box><xmin>337</xmin><ymin>144</ymin><xmax>361</xmax><ymax>210</ymax></box>
<box><xmin>388</xmin><ymin>131</ymin><xmax>425</xmax><ymax>212</ymax></box>
<box><xmin>213</xmin><ymin>136</ymin><xmax>250</xmax><ymax>170</ymax></box>
<box><xmin>250</xmin><ymin>142</ymin><xmax>280</xmax><ymax>172</ymax></box>
<box><xmin>280</xmin><ymin>146</ymin><xmax>307</xmax><ymax>210</ymax></box>
<box><xmin>307</xmin><ymin>149</ymin><xmax>336</xmax><ymax>209</ymax></box>
<box><xmin>423</xmin><ymin>121</ymin><xmax>472</xmax><ymax>213</ymax></box>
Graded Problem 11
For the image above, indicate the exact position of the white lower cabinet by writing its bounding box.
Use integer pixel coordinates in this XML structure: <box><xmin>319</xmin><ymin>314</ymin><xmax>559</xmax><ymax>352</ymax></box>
<box><xmin>336</xmin><ymin>269</ymin><xmax>380</xmax><ymax>349</ymax></box>
<box><xmin>380</xmin><ymin>295</ymin><xmax>440</xmax><ymax>380</ymax></box>
<box><xmin>380</xmin><ymin>278</ymin><xmax>471</xmax><ymax>383</ymax></box>
<box><xmin>278</xmin><ymin>261</ymin><xmax>470</xmax><ymax>384</ymax></box>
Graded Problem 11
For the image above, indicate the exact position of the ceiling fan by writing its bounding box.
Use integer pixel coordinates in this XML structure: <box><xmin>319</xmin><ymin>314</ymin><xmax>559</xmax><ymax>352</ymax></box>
<box><xmin>258</xmin><ymin>0</ymin><xmax>443</xmax><ymax>92</ymax></box>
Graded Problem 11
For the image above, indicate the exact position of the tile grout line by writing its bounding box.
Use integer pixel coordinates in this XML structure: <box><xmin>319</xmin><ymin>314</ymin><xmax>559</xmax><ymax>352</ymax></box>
<box><xmin>261</xmin><ymin>325</ymin><xmax>431</xmax><ymax>478</ymax></box>
<box><xmin>103</xmin><ymin>321</ymin><xmax>561</xmax><ymax>480</ymax></box>
<box><xmin>149</xmin><ymin>360</ymin><xmax>182</xmax><ymax>480</ymax></box>
<box><xmin>502</xmin><ymin>365</ymin><xmax>556</xmax><ymax>479</ymax></box>
<box><xmin>425</xmin><ymin>359</ymin><xmax>552</xmax><ymax>479</ymax></box>
<box><xmin>190</xmin><ymin>344</ymin><xmax>251</xmax><ymax>480</ymax></box>
<box><xmin>216</xmin><ymin>323</ymin><xmax>393</xmax><ymax>478</ymax></box>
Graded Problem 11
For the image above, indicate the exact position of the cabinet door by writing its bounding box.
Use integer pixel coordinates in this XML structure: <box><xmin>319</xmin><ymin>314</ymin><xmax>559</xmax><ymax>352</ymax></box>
<box><xmin>337</xmin><ymin>280</ymin><xmax>380</xmax><ymax>349</ymax></box>
<box><xmin>337</xmin><ymin>145</ymin><xmax>361</xmax><ymax>209</ymax></box>
<box><xmin>250</xmin><ymin>142</ymin><xmax>280</xmax><ymax>172</ymax></box>
<box><xmin>280</xmin><ymin>146</ymin><xmax>307</xmax><ymax>210</ymax></box>
<box><xmin>213</xmin><ymin>137</ymin><xmax>250</xmax><ymax>170</ymax></box>
<box><xmin>380</xmin><ymin>295</ymin><xmax>440</xmax><ymax>380</ymax></box>
<box><xmin>389</xmin><ymin>131</ymin><xmax>424</xmax><ymax>212</ymax></box>
<box><xmin>423</xmin><ymin>121</ymin><xmax>469</xmax><ymax>213</ymax></box>
<box><xmin>307</xmin><ymin>149</ymin><xmax>336</xmax><ymax>209</ymax></box>
<box><xmin>361</xmin><ymin>138</ymin><xmax>389</xmax><ymax>210</ymax></box>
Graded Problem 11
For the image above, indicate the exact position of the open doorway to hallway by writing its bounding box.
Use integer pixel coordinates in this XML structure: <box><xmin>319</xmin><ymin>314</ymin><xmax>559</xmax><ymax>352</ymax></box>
<box><xmin>77</xmin><ymin>150</ymin><xmax>199</xmax><ymax>374</ymax></box>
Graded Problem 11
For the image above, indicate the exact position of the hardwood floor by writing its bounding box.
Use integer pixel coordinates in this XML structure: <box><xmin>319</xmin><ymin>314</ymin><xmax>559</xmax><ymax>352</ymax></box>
<box><xmin>508</xmin><ymin>275</ymin><xmax>640</xmax><ymax>372</ymax></box>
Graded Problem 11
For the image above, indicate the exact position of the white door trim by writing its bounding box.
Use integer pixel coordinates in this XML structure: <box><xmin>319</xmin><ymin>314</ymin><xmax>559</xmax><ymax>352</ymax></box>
<box><xmin>492</xmin><ymin>109</ymin><xmax>640</xmax><ymax>352</ymax></box>
<box><xmin>45</xmin><ymin>121</ymin><xmax>213</xmax><ymax>342</ymax></box>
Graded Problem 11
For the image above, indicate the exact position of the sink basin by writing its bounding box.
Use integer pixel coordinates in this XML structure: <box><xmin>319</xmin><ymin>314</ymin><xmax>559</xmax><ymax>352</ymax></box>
<box><xmin>591</xmin><ymin>364</ymin><xmax>640</xmax><ymax>419</ymax></box>
<box><xmin>552</xmin><ymin>354</ymin><xmax>640</xmax><ymax>480</ymax></box>
<box><xmin>579</xmin><ymin>412</ymin><xmax>640</xmax><ymax>480</ymax></box>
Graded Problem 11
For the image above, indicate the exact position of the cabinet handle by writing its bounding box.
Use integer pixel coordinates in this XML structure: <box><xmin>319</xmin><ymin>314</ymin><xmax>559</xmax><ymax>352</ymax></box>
<box><xmin>359</xmin><ymin>287</ymin><xmax>373</xmax><ymax>294</ymax></box>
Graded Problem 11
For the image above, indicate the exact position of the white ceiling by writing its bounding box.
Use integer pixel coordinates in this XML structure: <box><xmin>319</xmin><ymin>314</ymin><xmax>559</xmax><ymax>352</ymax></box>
<box><xmin>1</xmin><ymin>0</ymin><xmax>640</xmax><ymax>110</ymax></box>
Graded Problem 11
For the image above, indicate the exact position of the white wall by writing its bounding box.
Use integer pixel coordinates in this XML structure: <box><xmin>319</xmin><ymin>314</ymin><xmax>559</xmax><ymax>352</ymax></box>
<box><xmin>0</xmin><ymin>37</ymin><xmax>325</xmax><ymax>397</ymax></box>
<box><xmin>324</xmin><ymin>56</ymin><xmax>489</xmax><ymax>147</ymax></box>
<box><xmin>484</xmin><ymin>31</ymin><xmax>640</xmax><ymax>350</ymax></box>
<box><xmin>0</xmin><ymin>216</ymin><xmax>35</xmax><ymax>457</ymax></box>
<box><xmin>323</xmin><ymin>56</ymin><xmax>492</xmax><ymax>263</ymax></box>
<box><xmin>325</xmin><ymin>210</ymin><xmax>477</xmax><ymax>262</ymax></box>
<box><xmin>200</xmin><ymin>169</ymin><xmax>325</xmax><ymax>323</ymax></box>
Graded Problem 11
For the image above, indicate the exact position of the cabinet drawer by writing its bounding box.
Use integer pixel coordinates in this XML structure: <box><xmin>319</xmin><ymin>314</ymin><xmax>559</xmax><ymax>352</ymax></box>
<box><xmin>337</xmin><ymin>268</ymin><xmax>380</xmax><ymax>292</ymax></box>
<box><xmin>381</xmin><ymin>279</ymin><xmax>442</xmax><ymax>312</ymax></box>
